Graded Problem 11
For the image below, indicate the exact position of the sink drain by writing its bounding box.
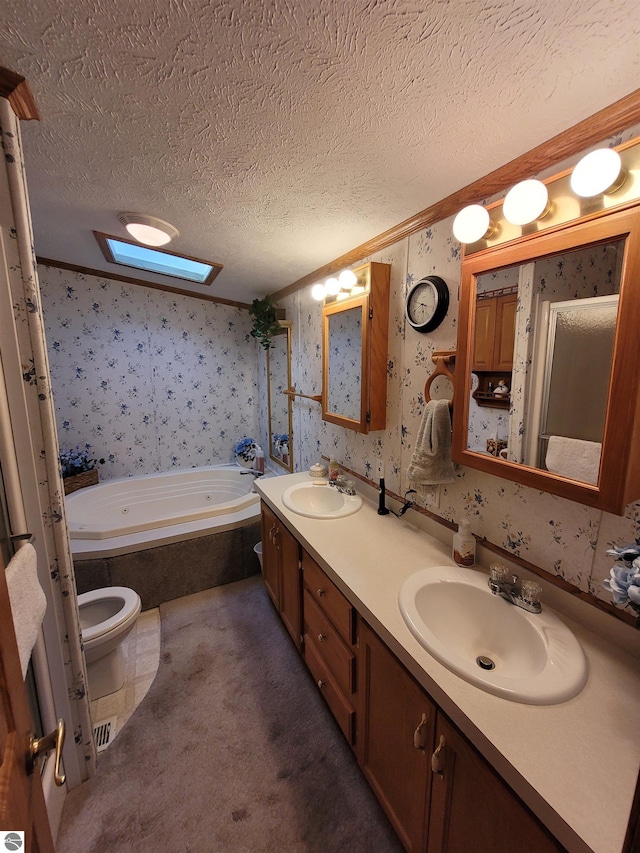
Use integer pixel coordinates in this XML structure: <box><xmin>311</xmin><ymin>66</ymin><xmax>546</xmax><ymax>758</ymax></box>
<box><xmin>476</xmin><ymin>655</ymin><xmax>495</xmax><ymax>671</ymax></box>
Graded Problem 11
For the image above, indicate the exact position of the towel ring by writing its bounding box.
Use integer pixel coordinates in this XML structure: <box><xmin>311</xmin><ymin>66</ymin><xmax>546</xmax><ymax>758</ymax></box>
<box><xmin>424</xmin><ymin>350</ymin><xmax>456</xmax><ymax>409</ymax></box>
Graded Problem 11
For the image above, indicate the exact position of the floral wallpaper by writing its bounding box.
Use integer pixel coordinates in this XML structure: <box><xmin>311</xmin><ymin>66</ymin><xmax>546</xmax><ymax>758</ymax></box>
<box><xmin>39</xmin><ymin>266</ymin><xmax>260</xmax><ymax>480</ymax></box>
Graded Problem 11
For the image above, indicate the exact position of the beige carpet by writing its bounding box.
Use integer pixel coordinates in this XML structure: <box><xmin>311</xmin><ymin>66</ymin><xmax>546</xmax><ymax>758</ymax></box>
<box><xmin>57</xmin><ymin>576</ymin><xmax>402</xmax><ymax>852</ymax></box>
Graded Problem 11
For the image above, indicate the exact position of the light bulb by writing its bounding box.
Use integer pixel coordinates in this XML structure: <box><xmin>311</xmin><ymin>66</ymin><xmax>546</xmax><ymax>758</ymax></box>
<box><xmin>338</xmin><ymin>269</ymin><xmax>357</xmax><ymax>289</ymax></box>
<box><xmin>570</xmin><ymin>148</ymin><xmax>624</xmax><ymax>198</ymax></box>
<box><xmin>325</xmin><ymin>277</ymin><xmax>341</xmax><ymax>296</ymax></box>
<box><xmin>503</xmin><ymin>180</ymin><xmax>550</xmax><ymax>226</ymax></box>
<box><xmin>311</xmin><ymin>283</ymin><xmax>326</xmax><ymax>301</ymax></box>
<box><xmin>452</xmin><ymin>205</ymin><xmax>492</xmax><ymax>243</ymax></box>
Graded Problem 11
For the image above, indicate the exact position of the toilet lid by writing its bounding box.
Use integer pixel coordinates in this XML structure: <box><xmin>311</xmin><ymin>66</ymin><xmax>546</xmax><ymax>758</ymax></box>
<box><xmin>78</xmin><ymin>586</ymin><xmax>141</xmax><ymax>641</ymax></box>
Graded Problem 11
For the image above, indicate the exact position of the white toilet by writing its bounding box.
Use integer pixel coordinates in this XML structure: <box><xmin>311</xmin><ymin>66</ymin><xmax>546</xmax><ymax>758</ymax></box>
<box><xmin>78</xmin><ymin>586</ymin><xmax>142</xmax><ymax>700</ymax></box>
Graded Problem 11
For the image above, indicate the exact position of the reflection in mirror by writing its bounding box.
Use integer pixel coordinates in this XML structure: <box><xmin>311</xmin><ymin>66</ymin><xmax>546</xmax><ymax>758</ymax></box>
<box><xmin>326</xmin><ymin>305</ymin><xmax>363</xmax><ymax>422</ymax></box>
<box><xmin>267</xmin><ymin>323</ymin><xmax>293</xmax><ymax>472</ymax></box>
<box><xmin>467</xmin><ymin>240</ymin><xmax>623</xmax><ymax>485</ymax></box>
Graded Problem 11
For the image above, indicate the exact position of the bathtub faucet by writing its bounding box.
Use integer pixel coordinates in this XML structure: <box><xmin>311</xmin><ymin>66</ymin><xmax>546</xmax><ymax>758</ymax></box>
<box><xmin>240</xmin><ymin>469</ymin><xmax>264</xmax><ymax>477</ymax></box>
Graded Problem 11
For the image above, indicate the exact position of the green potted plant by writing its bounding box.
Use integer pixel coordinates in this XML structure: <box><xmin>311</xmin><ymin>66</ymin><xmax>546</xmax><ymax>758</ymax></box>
<box><xmin>60</xmin><ymin>446</ymin><xmax>104</xmax><ymax>495</ymax></box>
<box><xmin>249</xmin><ymin>297</ymin><xmax>281</xmax><ymax>349</ymax></box>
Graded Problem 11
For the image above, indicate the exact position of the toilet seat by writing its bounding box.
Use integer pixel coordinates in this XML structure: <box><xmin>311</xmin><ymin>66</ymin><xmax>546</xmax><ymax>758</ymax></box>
<box><xmin>78</xmin><ymin>586</ymin><xmax>141</xmax><ymax>644</ymax></box>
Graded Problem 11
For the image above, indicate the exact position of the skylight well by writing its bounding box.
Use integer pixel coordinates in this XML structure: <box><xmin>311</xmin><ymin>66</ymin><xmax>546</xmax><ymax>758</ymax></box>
<box><xmin>94</xmin><ymin>232</ymin><xmax>223</xmax><ymax>286</ymax></box>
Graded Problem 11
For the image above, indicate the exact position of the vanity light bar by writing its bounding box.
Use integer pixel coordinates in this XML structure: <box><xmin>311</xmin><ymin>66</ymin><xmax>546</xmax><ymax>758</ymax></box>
<box><xmin>311</xmin><ymin>267</ymin><xmax>364</xmax><ymax>302</ymax></box>
<box><xmin>453</xmin><ymin>135</ymin><xmax>639</xmax><ymax>255</ymax></box>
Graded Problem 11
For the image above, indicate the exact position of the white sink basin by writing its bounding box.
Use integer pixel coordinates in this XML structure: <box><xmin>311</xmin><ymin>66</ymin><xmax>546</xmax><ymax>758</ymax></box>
<box><xmin>281</xmin><ymin>481</ymin><xmax>363</xmax><ymax>519</ymax></box>
<box><xmin>399</xmin><ymin>565</ymin><xmax>587</xmax><ymax>704</ymax></box>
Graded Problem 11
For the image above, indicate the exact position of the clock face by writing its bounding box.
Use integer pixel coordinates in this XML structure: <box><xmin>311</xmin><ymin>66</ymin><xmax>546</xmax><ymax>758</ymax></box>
<box><xmin>406</xmin><ymin>276</ymin><xmax>449</xmax><ymax>332</ymax></box>
<box><xmin>408</xmin><ymin>281</ymin><xmax>437</xmax><ymax>326</ymax></box>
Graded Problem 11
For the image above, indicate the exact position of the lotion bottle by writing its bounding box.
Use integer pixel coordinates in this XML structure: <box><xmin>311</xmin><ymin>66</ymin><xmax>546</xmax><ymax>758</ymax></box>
<box><xmin>254</xmin><ymin>447</ymin><xmax>265</xmax><ymax>474</ymax></box>
<box><xmin>452</xmin><ymin>517</ymin><xmax>476</xmax><ymax>567</ymax></box>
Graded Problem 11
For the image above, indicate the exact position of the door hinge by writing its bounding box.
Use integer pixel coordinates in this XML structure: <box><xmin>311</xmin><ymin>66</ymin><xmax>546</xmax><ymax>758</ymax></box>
<box><xmin>366</xmin><ymin>410</ymin><xmax>371</xmax><ymax>423</ymax></box>
<box><xmin>369</xmin><ymin>306</ymin><xmax>373</xmax><ymax>320</ymax></box>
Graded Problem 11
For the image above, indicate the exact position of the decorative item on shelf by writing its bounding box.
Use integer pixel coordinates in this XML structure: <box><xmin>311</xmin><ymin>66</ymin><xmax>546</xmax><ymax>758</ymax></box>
<box><xmin>603</xmin><ymin>539</ymin><xmax>640</xmax><ymax>628</ymax></box>
<box><xmin>234</xmin><ymin>436</ymin><xmax>259</xmax><ymax>469</ymax></box>
<box><xmin>486</xmin><ymin>438</ymin><xmax>508</xmax><ymax>457</ymax></box>
<box><xmin>60</xmin><ymin>446</ymin><xmax>104</xmax><ymax>495</ymax></box>
<box><xmin>249</xmin><ymin>296</ymin><xmax>281</xmax><ymax>349</ymax></box>
<box><xmin>493</xmin><ymin>379</ymin><xmax>509</xmax><ymax>397</ymax></box>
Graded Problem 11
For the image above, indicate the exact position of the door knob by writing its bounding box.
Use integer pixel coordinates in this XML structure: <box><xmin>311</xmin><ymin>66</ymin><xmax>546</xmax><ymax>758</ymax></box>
<box><xmin>28</xmin><ymin>718</ymin><xmax>66</xmax><ymax>786</ymax></box>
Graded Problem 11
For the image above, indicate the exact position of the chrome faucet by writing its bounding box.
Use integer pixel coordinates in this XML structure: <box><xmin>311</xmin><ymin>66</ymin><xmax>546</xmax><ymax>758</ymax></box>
<box><xmin>334</xmin><ymin>476</ymin><xmax>356</xmax><ymax>496</ymax></box>
<box><xmin>488</xmin><ymin>565</ymin><xmax>542</xmax><ymax>613</ymax></box>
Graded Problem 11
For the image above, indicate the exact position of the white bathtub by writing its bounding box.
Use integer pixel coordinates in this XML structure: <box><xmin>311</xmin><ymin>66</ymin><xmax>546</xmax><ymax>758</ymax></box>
<box><xmin>66</xmin><ymin>465</ymin><xmax>261</xmax><ymax>559</ymax></box>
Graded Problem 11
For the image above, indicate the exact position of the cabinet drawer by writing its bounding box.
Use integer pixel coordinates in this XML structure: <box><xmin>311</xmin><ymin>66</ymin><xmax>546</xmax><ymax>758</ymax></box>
<box><xmin>303</xmin><ymin>552</ymin><xmax>354</xmax><ymax>644</ymax></box>
<box><xmin>304</xmin><ymin>589</ymin><xmax>355</xmax><ymax>696</ymax></box>
<box><xmin>305</xmin><ymin>636</ymin><xmax>355</xmax><ymax>745</ymax></box>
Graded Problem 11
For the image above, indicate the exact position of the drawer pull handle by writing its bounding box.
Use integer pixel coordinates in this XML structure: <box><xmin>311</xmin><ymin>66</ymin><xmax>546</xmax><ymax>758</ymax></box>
<box><xmin>431</xmin><ymin>735</ymin><xmax>446</xmax><ymax>776</ymax></box>
<box><xmin>317</xmin><ymin>633</ymin><xmax>326</xmax><ymax>643</ymax></box>
<box><xmin>317</xmin><ymin>588</ymin><xmax>325</xmax><ymax>597</ymax></box>
<box><xmin>317</xmin><ymin>679</ymin><xmax>325</xmax><ymax>689</ymax></box>
<box><xmin>413</xmin><ymin>713</ymin><xmax>428</xmax><ymax>751</ymax></box>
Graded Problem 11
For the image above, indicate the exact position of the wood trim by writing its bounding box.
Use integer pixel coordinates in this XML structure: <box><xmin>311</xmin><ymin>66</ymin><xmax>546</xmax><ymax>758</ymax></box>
<box><xmin>37</xmin><ymin>257</ymin><xmax>250</xmax><ymax>309</ymax></box>
<box><xmin>0</xmin><ymin>66</ymin><xmax>40</xmax><ymax>120</ymax></box>
<box><xmin>272</xmin><ymin>87</ymin><xmax>640</xmax><ymax>301</ymax></box>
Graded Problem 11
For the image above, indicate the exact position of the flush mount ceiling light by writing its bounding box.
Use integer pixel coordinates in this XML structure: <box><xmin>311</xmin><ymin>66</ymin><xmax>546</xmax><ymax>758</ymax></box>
<box><xmin>570</xmin><ymin>148</ymin><xmax>625</xmax><ymax>198</ymax></box>
<box><xmin>118</xmin><ymin>213</ymin><xmax>179</xmax><ymax>247</ymax></box>
<box><xmin>452</xmin><ymin>205</ymin><xmax>494</xmax><ymax>244</ymax></box>
<box><xmin>502</xmin><ymin>179</ymin><xmax>550</xmax><ymax>226</ymax></box>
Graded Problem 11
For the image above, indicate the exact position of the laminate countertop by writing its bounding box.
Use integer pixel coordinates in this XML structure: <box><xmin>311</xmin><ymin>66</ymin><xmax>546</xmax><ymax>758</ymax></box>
<box><xmin>256</xmin><ymin>472</ymin><xmax>640</xmax><ymax>853</ymax></box>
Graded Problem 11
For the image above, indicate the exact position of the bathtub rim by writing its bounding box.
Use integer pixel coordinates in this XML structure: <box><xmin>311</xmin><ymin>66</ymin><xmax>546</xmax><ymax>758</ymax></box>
<box><xmin>67</xmin><ymin>464</ymin><xmax>264</xmax><ymax>560</ymax></box>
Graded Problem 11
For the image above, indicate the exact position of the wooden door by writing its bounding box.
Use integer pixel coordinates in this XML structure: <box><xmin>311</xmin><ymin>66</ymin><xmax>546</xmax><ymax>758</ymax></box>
<box><xmin>0</xmin><ymin>553</ymin><xmax>54</xmax><ymax>850</ymax></box>
<box><xmin>278</xmin><ymin>524</ymin><xmax>301</xmax><ymax>650</ymax></box>
<box><xmin>260</xmin><ymin>503</ymin><xmax>281</xmax><ymax>608</ymax></box>
<box><xmin>427</xmin><ymin>713</ymin><xmax>563</xmax><ymax>853</ymax></box>
<box><xmin>357</xmin><ymin>620</ymin><xmax>434</xmax><ymax>852</ymax></box>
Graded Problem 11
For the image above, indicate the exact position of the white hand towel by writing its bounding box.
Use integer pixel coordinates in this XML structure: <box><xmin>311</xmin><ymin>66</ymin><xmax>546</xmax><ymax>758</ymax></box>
<box><xmin>407</xmin><ymin>399</ymin><xmax>456</xmax><ymax>485</ymax></box>
<box><xmin>6</xmin><ymin>543</ymin><xmax>47</xmax><ymax>678</ymax></box>
<box><xmin>545</xmin><ymin>436</ymin><xmax>602</xmax><ymax>485</ymax></box>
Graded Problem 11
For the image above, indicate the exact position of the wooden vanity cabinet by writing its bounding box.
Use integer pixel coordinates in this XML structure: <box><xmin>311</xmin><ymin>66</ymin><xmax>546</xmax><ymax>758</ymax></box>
<box><xmin>428</xmin><ymin>714</ymin><xmax>564</xmax><ymax>853</ymax></box>
<box><xmin>357</xmin><ymin>619</ymin><xmax>435</xmax><ymax>852</ymax></box>
<box><xmin>259</xmin><ymin>503</ymin><xmax>565</xmax><ymax>853</ymax></box>
<box><xmin>302</xmin><ymin>551</ymin><xmax>357</xmax><ymax>745</ymax></box>
<box><xmin>260</xmin><ymin>502</ymin><xmax>302</xmax><ymax>650</ymax></box>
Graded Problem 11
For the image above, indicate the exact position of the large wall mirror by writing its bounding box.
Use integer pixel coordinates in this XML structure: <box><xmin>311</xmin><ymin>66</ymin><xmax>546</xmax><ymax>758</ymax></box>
<box><xmin>452</xmin><ymin>206</ymin><xmax>640</xmax><ymax>515</ymax></box>
<box><xmin>267</xmin><ymin>322</ymin><xmax>293</xmax><ymax>472</ymax></box>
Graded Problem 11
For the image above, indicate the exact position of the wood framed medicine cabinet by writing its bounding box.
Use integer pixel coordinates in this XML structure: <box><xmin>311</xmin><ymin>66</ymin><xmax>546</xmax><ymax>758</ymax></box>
<box><xmin>322</xmin><ymin>261</ymin><xmax>390</xmax><ymax>433</ymax></box>
<box><xmin>452</xmin><ymin>205</ymin><xmax>640</xmax><ymax>515</ymax></box>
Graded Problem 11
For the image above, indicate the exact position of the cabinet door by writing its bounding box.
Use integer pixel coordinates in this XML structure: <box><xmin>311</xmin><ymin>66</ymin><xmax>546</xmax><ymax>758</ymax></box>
<box><xmin>427</xmin><ymin>714</ymin><xmax>563</xmax><ymax>853</ymax></box>
<box><xmin>260</xmin><ymin>503</ymin><xmax>281</xmax><ymax>608</ymax></box>
<box><xmin>472</xmin><ymin>299</ymin><xmax>497</xmax><ymax>370</ymax></box>
<box><xmin>494</xmin><ymin>293</ymin><xmax>517</xmax><ymax>371</ymax></box>
<box><xmin>358</xmin><ymin>620</ymin><xmax>435</xmax><ymax>852</ymax></box>
<box><xmin>279</xmin><ymin>523</ymin><xmax>301</xmax><ymax>649</ymax></box>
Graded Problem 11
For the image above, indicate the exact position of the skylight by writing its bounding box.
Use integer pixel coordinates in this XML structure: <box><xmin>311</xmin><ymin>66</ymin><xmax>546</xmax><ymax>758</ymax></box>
<box><xmin>94</xmin><ymin>232</ymin><xmax>223</xmax><ymax>286</ymax></box>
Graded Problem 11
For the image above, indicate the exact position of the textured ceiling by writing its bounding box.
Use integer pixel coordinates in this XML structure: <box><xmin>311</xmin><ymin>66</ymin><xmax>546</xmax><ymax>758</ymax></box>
<box><xmin>1</xmin><ymin>0</ymin><xmax>640</xmax><ymax>303</ymax></box>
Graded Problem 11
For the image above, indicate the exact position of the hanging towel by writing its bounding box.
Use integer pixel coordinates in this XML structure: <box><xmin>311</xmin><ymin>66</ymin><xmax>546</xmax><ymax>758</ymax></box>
<box><xmin>407</xmin><ymin>399</ymin><xmax>456</xmax><ymax>485</ymax></box>
<box><xmin>6</xmin><ymin>543</ymin><xmax>47</xmax><ymax>678</ymax></box>
<box><xmin>545</xmin><ymin>436</ymin><xmax>602</xmax><ymax>485</ymax></box>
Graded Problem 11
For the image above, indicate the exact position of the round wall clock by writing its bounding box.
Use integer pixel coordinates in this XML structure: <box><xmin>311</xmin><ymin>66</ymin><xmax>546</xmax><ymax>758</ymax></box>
<box><xmin>406</xmin><ymin>275</ymin><xmax>449</xmax><ymax>332</ymax></box>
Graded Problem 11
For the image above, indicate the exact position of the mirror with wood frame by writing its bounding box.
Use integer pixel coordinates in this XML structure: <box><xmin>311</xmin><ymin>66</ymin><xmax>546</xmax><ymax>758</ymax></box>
<box><xmin>267</xmin><ymin>322</ymin><xmax>293</xmax><ymax>472</ymax></box>
<box><xmin>321</xmin><ymin>261</ymin><xmax>390</xmax><ymax>434</ymax></box>
<box><xmin>452</xmin><ymin>206</ymin><xmax>640</xmax><ymax>516</ymax></box>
